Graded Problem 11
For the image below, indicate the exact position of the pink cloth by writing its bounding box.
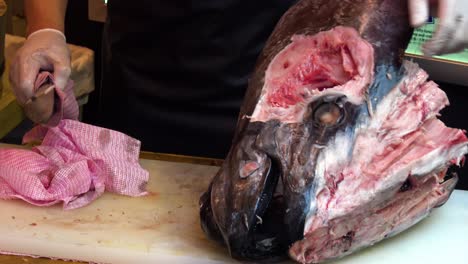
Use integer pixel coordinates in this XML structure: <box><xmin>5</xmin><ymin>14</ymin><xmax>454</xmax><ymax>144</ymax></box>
<box><xmin>0</xmin><ymin>73</ymin><xmax>149</xmax><ymax>210</ymax></box>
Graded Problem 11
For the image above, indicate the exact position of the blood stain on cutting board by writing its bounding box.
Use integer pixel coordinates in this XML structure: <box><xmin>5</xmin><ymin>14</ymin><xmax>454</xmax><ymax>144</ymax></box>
<box><xmin>41</xmin><ymin>215</ymin><xmax>122</xmax><ymax>230</ymax></box>
<box><xmin>140</xmin><ymin>191</ymin><xmax>159</xmax><ymax>201</ymax></box>
<box><xmin>138</xmin><ymin>213</ymin><xmax>177</xmax><ymax>230</ymax></box>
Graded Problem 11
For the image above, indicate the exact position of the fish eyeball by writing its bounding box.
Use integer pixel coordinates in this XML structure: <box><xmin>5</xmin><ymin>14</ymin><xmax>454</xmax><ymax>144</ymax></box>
<box><xmin>313</xmin><ymin>103</ymin><xmax>342</xmax><ymax>126</ymax></box>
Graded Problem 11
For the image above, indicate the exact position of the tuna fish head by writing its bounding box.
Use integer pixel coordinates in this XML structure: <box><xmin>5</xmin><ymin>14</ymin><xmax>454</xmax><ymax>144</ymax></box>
<box><xmin>200</xmin><ymin>0</ymin><xmax>468</xmax><ymax>263</ymax></box>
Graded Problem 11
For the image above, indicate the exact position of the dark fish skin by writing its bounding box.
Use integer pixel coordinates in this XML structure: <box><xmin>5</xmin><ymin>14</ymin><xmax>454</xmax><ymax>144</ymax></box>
<box><xmin>200</xmin><ymin>0</ymin><xmax>414</xmax><ymax>261</ymax></box>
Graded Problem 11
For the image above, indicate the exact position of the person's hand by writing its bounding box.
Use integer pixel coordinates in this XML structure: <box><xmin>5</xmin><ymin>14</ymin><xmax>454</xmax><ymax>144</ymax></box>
<box><xmin>9</xmin><ymin>29</ymin><xmax>71</xmax><ymax>105</ymax></box>
<box><xmin>409</xmin><ymin>0</ymin><xmax>468</xmax><ymax>56</ymax></box>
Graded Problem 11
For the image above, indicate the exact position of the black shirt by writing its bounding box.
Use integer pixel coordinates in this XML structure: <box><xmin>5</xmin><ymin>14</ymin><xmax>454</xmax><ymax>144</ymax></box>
<box><xmin>97</xmin><ymin>0</ymin><xmax>296</xmax><ymax>158</ymax></box>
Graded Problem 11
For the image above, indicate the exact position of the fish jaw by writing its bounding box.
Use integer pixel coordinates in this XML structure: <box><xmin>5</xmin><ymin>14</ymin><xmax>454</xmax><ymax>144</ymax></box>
<box><xmin>199</xmin><ymin>123</ymin><xmax>290</xmax><ymax>261</ymax></box>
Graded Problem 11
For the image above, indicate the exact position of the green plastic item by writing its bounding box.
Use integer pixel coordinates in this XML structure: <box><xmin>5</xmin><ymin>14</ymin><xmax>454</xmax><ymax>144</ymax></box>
<box><xmin>405</xmin><ymin>17</ymin><xmax>468</xmax><ymax>64</ymax></box>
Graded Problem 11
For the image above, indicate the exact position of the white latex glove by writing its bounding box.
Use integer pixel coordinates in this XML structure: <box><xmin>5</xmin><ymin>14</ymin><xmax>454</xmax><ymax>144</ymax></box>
<box><xmin>409</xmin><ymin>0</ymin><xmax>468</xmax><ymax>56</ymax></box>
<box><xmin>9</xmin><ymin>28</ymin><xmax>71</xmax><ymax>105</ymax></box>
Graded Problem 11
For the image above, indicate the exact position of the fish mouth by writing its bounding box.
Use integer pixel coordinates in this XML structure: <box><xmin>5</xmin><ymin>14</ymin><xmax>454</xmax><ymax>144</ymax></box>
<box><xmin>226</xmin><ymin>157</ymin><xmax>289</xmax><ymax>260</ymax></box>
<box><xmin>200</xmin><ymin>153</ymin><xmax>292</xmax><ymax>261</ymax></box>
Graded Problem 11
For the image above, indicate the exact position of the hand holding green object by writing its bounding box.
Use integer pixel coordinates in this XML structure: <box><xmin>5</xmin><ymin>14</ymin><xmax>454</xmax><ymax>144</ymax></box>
<box><xmin>409</xmin><ymin>0</ymin><xmax>468</xmax><ymax>56</ymax></box>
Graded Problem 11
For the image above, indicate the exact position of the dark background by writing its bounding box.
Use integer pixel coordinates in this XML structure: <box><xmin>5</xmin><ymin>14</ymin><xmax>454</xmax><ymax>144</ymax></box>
<box><xmin>3</xmin><ymin>0</ymin><xmax>468</xmax><ymax>190</ymax></box>
<box><xmin>64</xmin><ymin>0</ymin><xmax>104</xmax><ymax>126</ymax></box>
<box><xmin>437</xmin><ymin>82</ymin><xmax>468</xmax><ymax>190</ymax></box>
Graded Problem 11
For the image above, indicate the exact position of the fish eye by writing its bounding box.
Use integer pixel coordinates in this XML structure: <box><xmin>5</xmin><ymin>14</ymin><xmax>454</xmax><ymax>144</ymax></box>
<box><xmin>313</xmin><ymin>102</ymin><xmax>343</xmax><ymax>127</ymax></box>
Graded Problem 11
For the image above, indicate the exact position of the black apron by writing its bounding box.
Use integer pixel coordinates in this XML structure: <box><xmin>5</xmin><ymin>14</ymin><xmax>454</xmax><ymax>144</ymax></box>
<box><xmin>98</xmin><ymin>0</ymin><xmax>296</xmax><ymax>158</ymax></box>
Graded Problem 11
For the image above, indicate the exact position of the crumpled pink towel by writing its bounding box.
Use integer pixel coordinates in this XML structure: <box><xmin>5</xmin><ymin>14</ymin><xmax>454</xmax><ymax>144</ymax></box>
<box><xmin>0</xmin><ymin>72</ymin><xmax>149</xmax><ymax>210</ymax></box>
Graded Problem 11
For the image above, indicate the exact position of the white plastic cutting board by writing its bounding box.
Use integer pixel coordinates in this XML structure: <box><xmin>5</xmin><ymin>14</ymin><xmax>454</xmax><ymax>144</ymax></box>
<box><xmin>0</xmin><ymin>146</ymin><xmax>467</xmax><ymax>263</ymax></box>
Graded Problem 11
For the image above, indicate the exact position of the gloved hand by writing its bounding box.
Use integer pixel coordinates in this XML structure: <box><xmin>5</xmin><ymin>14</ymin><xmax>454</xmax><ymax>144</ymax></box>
<box><xmin>9</xmin><ymin>28</ymin><xmax>71</xmax><ymax>105</ymax></box>
<box><xmin>409</xmin><ymin>0</ymin><xmax>468</xmax><ymax>56</ymax></box>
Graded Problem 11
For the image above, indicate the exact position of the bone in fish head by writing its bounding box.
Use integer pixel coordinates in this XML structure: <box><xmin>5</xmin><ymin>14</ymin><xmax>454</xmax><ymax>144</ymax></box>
<box><xmin>199</xmin><ymin>0</ymin><xmax>468</xmax><ymax>263</ymax></box>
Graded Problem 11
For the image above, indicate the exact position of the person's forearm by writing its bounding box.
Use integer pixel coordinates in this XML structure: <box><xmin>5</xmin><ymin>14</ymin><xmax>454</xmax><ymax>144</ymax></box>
<box><xmin>24</xmin><ymin>0</ymin><xmax>68</xmax><ymax>36</ymax></box>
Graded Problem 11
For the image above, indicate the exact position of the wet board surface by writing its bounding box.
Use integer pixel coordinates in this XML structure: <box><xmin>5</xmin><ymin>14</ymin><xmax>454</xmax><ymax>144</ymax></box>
<box><xmin>0</xmin><ymin>144</ymin><xmax>466</xmax><ymax>264</ymax></box>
